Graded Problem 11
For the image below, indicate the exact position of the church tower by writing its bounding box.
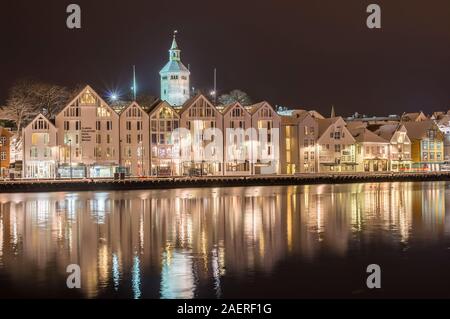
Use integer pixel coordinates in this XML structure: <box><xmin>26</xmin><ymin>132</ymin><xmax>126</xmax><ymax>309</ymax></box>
<box><xmin>160</xmin><ymin>31</ymin><xmax>190</xmax><ymax>106</ymax></box>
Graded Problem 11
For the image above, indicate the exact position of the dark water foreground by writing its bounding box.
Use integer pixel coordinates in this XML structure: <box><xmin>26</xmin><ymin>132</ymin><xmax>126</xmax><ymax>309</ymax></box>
<box><xmin>0</xmin><ymin>182</ymin><xmax>450</xmax><ymax>299</ymax></box>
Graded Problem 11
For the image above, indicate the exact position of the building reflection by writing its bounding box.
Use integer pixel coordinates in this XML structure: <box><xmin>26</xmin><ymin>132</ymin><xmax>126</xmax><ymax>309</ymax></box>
<box><xmin>0</xmin><ymin>182</ymin><xmax>448</xmax><ymax>298</ymax></box>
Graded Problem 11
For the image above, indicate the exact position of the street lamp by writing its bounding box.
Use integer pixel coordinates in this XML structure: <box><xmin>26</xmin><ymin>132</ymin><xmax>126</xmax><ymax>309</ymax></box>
<box><xmin>68</xmin><ymin>139</ymin><xmax>72</xmax><ymax>179</ymax></box>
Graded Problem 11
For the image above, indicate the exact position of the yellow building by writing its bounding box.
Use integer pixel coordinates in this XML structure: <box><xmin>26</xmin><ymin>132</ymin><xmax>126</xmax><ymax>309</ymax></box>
<box><xmin>403</xmin><ymin>120</ymin><xmax>444</xmax><ymax>171</ymax></box>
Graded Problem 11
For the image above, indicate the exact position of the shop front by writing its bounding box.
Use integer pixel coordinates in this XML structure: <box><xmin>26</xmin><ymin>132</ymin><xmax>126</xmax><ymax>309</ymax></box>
<box><xmin>58</xmin><ymin>164</ymin><xmax>87</xmax><ymax>179</ymax></box>
<box><xmin>89</xmin><ymin>164</ymin><xmax>117</xmax><ymax>178</ymax></box>
<box><xmin>363</xmin><ymin>159</ymin><xmax>389</xmax><ymax>172</ymax></box>
<box><xmin>25</xmin><ymin>161</ymin><xmax>56</xmax><ymax>179</ymax></box>
<box><xmin>182</xmin><ymin>161</ymin><xmax>222</xmax><ymax>176</ymax></box>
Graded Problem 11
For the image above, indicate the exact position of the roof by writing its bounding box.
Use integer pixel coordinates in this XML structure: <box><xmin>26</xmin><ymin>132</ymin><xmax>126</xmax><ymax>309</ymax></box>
<box><xmin>346</xmin><ymin>121</ymin><xmax>367</xmax><ymax>130</ymax></box>
<box><xmin>316</xmin><ymin>117</ymin><xmax>342</xmax><ymax>136</ymax></box>
<box><xmin>374</xmin><ymin>124</ymin><xmax>401</xmax><ymax>140</ymax></box>
<box><xmin>403</xmin><ymin>120</ymin><xmax>436</xmax><ymax>139</ymax></box>
<box><xmin>221</xmin><ymin>102</ymin><xmax>250</xmax><ymax>116</ymax></box>
<box><xmin>401</xmin><ymin>111</ymin><xmax>428</xmax><ymax>122</ymax></box>
<box><xmin>160</xmin><ymin>60</ymin><xmax>190</xmax><ymax>74</ymax></box>
<box><xmin>349</xmin><ymin>127</ymin><xmax>389</xmax><ymax>144</ymax></box>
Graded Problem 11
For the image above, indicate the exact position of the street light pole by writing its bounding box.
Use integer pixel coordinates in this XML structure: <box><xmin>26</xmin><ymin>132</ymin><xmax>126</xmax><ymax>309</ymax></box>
<box><xmin>69</xmin><ymin>139</ymin><xmax>72</xmax><ymax>179</ymax></box>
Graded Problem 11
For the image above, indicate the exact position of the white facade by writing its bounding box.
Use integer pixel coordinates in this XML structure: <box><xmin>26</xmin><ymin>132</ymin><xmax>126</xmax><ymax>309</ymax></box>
<box><xmin>222</xmin><ymin>102</ymin><xmax>252</xmax><ymax>175</ymax></box>
<box><xmin>119</xmin><ymin>102</ymin><xmax>150</xmax><ymax>176</ymax></box>
<box><xmin>22</xmin><ymin>114</ymin><xmax>58</xmax><ymax>179</ymax></box>
<box><xmin>179</xmin><ymin>94</ymin><xmax>224</xmax><ymax>176</ymax></box>
<box><xmin>249</xmin><ymin>102</ymin><xmax>281</xmax><ymax>175</ymax></box>
<box><xmin>149</xmin><ymin>101</ymin><xmax>181</xmax><ymax>176</ymax></box>
<box><xmin>55</xmin><ymin>86</ymin><xmax>120</xmax><ymax>178</ymax></box>
<box><xmin>317</xmin><ymin>117</ymin><xmax>356</xmax><ymax>172</ymax></box>
<box><xmin>160</xmin><ymin>33</ymin><xmax>190</xmax><ymax>107</ymax></box>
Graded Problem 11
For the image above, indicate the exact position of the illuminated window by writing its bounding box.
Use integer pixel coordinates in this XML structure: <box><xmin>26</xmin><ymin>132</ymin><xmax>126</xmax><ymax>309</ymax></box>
<box><xmin>80</xmin><ymin>90</ymin><xmax>96</xmax><ymax>105</ymax></box>
<box><xmin>31</xmin><ymin>133</ymin><xmax>39</xmax><ymax>145</ymax></box>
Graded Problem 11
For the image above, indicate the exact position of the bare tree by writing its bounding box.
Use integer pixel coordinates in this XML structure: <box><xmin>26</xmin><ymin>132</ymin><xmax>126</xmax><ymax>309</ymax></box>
<box><xmin>0</xmin><ymin>80</ymin><xmax>70</xmax><ymax>132</ymax></box>
<box><xmin>0</xmin><ymin>80</ymin><xmax>36</xmax><ymax>132</ymax></box>
<box><xmin>218</xmin><ymin>89</ymin><xmax>253</xmax><ymax>106</ymax></box>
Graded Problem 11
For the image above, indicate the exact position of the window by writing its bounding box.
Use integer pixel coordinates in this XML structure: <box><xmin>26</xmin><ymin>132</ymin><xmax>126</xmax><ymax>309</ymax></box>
<box><xmin>126</xmin><ymin>134</ymin><xmax>131</xmax><ymax>144</ymax></box>
<box><xmin>423</xmin><ymin>152</ymin><xmax>428</xmax><ymax>160</ymax></box>
<box><xmin>0</xmin><ymin>136</ymin><xmax>7</xmax><ymax>146</ymax></box>
<box><xmin>137</xmin><ymin>134</ymin><xmax>143</xmax><ymax>143</ymax></box>
<box><xmin>75</xmin><ymin>121</ymin><xmax>81</xmax><ymax>130</ymax></box>
<box><xmin>64</xmin><ymin>121</ymin><xmax>70</xmax><ymax>130</ymax></box>
<box><xmin>107</xmin><ymin>121</ymin><xmax>112</xmax><ymax>130</ymax></box>
<box><xmin>334</xmin><ymin>132</ymin><xmax>341</xmax><ymax>139</ymax></box>
<box><xmin>151</xmin><ymin>134</ymin><xmax>157</xmax><ymax>144</ymax></box>
<box><xmin>0</xmin><ymin>151</ymin><xmax>6</xmax><ymax>161</ymax></box>
<box><xmin>335</xmin><ymin>144</ymin><xmax>341</xmax><ymax>152</ymax></box>
<box><xmin>31</xmin><ymin>133</ymin><xmax>39</xmax><ymax>145</ymax></box>
<box><xmin>30</xmin><ymin>147</ymin><xmax>38</xmax><ymax>158</ymax></box>
<box><xmin>304</xmin><ymin>139</ymin><xmax>308</xmax><ymax>147</ymax></box>
<box><xmin>96</xmin><ymin>121</ymin><xmax>101</xmax><ymax>130</ymax></box>
<box><xmin>126</xmin><ymin>121</ymin><xmax>132</xmax><ymax>130</ymax></box>
<box><xmin>137</xmin><ymin>121</ymin><xmax>143</xmax><ymax>131</ymax></box>
<box><xmin>106</xmin><ymin>135</ymin><xmax>111</xmax><ymax>144</ymax></box>
<box><xmin>96</xmin><ymin>134</ymin><xmax>101</xmax><ymax>144</ymax></box>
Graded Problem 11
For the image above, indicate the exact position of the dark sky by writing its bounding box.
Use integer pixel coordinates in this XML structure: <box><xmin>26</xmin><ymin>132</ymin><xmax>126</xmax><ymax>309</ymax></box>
<box><xmin>1</xmin><ymin>0</ymin><xmax>449</xmax><ymax>116</ymax></box>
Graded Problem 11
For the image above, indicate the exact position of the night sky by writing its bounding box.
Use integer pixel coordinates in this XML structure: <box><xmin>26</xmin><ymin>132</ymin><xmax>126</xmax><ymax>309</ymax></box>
<box><xmin>1</xmin><ymin>0</ymin><xmax>449</xmax><ymax>116</ymax></box>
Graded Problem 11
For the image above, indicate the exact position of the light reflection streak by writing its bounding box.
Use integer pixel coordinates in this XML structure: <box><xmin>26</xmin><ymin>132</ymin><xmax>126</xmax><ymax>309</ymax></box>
<box><xmin>0</xmin><ymin>183</ymin><xmax>446</xmax><ymax>298</ymax></box>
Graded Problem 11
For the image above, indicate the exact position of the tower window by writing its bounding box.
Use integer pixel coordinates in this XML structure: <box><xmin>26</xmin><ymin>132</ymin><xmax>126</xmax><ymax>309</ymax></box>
<box><xmin>162</xmin><ymin>76</ymin><xmax>167</xmax><ymax>80</ymax></box>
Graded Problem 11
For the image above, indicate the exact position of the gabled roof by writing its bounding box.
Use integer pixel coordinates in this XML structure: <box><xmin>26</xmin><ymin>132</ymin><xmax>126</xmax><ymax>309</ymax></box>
<box><xmin>58</xmin><ymin>85</ymin><xmax>118</xmax><ymax>118</ymax></box>
<box><xmin>246</xmin><ymin>101</ymin><xmax>280</xmax><ymax>118</ymax></box>
<box><xmin>24</xmin><ymin>113</ymin><xmax>56</xmax><ymax>130</ymax></box>
<box><xmin>316</xmin><ymin>117</ymin><xmax>343</xmax><ymax>136</ymax></box>
<box><xmin>119</xmin><ymin>101</ymin><xmax>149</xmax><ymax>118</ymax></box>
<box><xmin>349</xmin><ymin>127</ymin><xmax>389</xmax><ymax>144</ymax></box>
<box><xmin>148</xmin><ymin>100</ymin><xmax>180</xmax><ymax>118</ymax></box>
<box><xmin>178</xmin><ymin>93</ymin><xmax>220</xmax><ymax>115</ymax></box>
<box><xmin>375</xmin><ymin>124</ymin><xmax>402</xmax><ymax>140</ymax></box>
<box><xmin>403</xmin><ymin>120</ymin><xmax>438</xmax><ymax>139</ymax></box>
<box><xmin>309</xmin><ymin>110</ymin><xmax>325</xmax><ymax>119</ymax></box>
<box><xmin>221</xmin><ymin>102</ymin><xmax>251</xmax><ymax>116</ymax></box>
<box><xmin>401</xmin><ymin>111</ymin><xmax>428</xmax><ymax>122</ymax></box>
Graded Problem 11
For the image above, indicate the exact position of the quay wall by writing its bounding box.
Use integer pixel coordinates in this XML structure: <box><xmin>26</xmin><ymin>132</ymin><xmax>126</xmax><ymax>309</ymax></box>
<box><xmin>0</xmin><ymin>172</ymin><xmax>449</xmax><ymax>193</ymax></box>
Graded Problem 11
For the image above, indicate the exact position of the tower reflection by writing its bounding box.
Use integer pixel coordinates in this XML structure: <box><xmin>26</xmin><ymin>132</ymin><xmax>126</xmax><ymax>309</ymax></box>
<box><xmin>0</xmin><ymin>182</ymin><xmax>447</xmax><ymax>298</ymax></box>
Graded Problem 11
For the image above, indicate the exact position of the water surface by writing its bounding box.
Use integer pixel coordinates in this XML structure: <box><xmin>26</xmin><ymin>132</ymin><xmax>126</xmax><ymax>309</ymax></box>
<box><xmin>0</xmin><ymin>182</ymin><xmax>450</xmax><ymax>298</ymax></box>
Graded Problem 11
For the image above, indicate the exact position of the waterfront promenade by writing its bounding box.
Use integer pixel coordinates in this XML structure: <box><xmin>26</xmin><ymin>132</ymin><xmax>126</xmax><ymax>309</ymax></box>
<box><xmin>0</xmin><ymin>172</ymin><xmax>449</xmax><ymax>193</ymax></box>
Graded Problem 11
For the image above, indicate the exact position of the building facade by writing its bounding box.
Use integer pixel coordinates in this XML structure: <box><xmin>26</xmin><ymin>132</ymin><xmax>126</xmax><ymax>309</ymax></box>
<box><xmin>22</xmin><ymin>114</ymin><xmax>58</xmax><ymax>179</ymax></box>
<box><xmin>280</xmin><ymin>110</ymin><xmax>318</xmax><ymax>174</ymax></box>
<box><xmin>317</xmin><ymin>117</ymin><xmax>356</xmax><ymax>172</ymax></box>
<box><xmin>55</xmin><ymin>86</ymin><xmax>120</xmax><ymax>178</ymax></box>
<box><xmin>350</xmin><ymin>127</ymin><xmax>390</xmax><ymax>172</ymax></box>
<box><xmin>179</xmin><ymin>94</ymin><xmax>224</xmax><ymax>176</ymax></box>
<box><xmin>376</xmin><ymin>124</ymin><xmax>412</xmax><ymax>172</ymax></box>
<box><xmin>149</xmin><ymin>101</ymin><xmax>181</xmax><ymax>176</ymax></box>
<box><xmin>0</xmin><ymin>127</ymin><xmax>12</xmax><ymax>177</ymax></box>
<box><xmin>222</xmin><ymin>102</ymin><xmax>252</xmax><ymax>175</ymax></box>
<box><xmin>119</xmin><ymin>102</ymin><xmax>150</xmax><ymax>176</ymax></box>
<box><xmin>249</xmin><ymin>102</ymin><xmax>281</xmax><ymax>175</ymax></box>
<box><xmin>404</xmin><ymin>121</ymin><xmax>444</xmax><ymax>171</ymax></box>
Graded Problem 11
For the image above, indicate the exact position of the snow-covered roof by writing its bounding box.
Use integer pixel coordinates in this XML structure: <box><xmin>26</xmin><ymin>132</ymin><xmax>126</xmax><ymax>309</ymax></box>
<box><xmin>349</xmin><ymin>127</ymin><xmax>389</xmax><ymax>144</ymax></box>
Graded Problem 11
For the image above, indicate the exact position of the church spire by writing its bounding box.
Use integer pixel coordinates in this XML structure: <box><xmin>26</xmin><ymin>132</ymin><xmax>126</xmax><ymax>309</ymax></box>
<box><xmin>330</xmin><ymin>105</ymin><xmax>335</xmax><ymax>118</ymax></box>
<box><xmin>169</xmin><ymin>30</ymin><xmax>181</xmax><ymax>61</ymax></box>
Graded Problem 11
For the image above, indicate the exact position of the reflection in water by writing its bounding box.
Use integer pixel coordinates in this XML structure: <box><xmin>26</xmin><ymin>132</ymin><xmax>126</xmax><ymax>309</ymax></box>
<box><xmin>0</xmin><ymin>182</ymin><xmax>449</xmax><ymax>298</ymax></box>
